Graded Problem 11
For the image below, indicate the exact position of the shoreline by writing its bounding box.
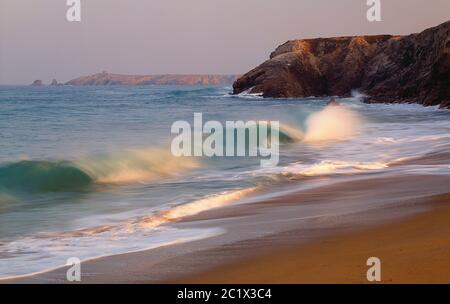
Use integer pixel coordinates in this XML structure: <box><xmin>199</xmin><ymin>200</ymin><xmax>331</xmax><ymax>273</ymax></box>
<box><xmin>4</xmin><ymin>173</ymin><xmax>450</xmax><ymax>284</ymax></box>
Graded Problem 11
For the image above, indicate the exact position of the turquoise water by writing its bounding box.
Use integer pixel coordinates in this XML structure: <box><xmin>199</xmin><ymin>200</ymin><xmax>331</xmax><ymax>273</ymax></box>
<box><xmin>0</xmin><ymin>85</ymin><xmax>449</xmax><ymax>278</ymax></box>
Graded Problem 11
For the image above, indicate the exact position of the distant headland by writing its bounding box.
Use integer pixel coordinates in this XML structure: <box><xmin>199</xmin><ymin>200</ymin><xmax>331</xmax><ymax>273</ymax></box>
<box><xmin>65</xmin><ymin>72</ymin><xmax>237</xmax><ymax>86</ymax></box>
<box><xmin>31</xmin><ymin>72</ymin><xmax>237</xmax><ymax>86</ymax></box>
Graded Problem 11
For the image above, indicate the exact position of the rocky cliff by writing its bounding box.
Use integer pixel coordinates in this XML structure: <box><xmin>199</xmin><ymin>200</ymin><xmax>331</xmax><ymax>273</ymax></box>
<box><xmin>66</xmin><ymin>72</ymin><xmax>237</xmax><ymax>86</ymax></box>
<box><xmin>233</xmin><ymin>21</ymin><xmax>450</xmax><ymax>108</ymax></box>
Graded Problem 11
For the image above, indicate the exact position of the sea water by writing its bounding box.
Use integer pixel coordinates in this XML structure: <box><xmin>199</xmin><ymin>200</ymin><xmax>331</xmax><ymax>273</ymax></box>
<box><xmin>0</xmin><ymin>85</ymin><xmax>449</xmax><ymax>278</ymax></box>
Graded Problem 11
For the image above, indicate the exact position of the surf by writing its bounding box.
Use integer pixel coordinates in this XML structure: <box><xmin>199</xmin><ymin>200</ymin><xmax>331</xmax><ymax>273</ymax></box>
<box><xmin>265</xmin><ymin>105</ymin><xmax>363</xmax><ymax>144</ymax></box>
<box><xmin>77</xmin><ymin>148</ymin><xmax>198</xmax><ymax>184</ymax></box>
<box><xmin>303</xmin><ymin>105</ymin><xmax>363</xmax><ymax>143</ymax></box>
<box><xmin>0</xmin><ymin>148</ymin><xmax>198</xmax><ymax>193</ymax></box>
<box><xmin>137</xmin><ymin>187</ymin><xmax>257</xmax><ymax>229</ymax></box>
<box><xmin>0</xmin><ymin>161</ymin><xmax>93</xmax><ymax>193</ymax></box>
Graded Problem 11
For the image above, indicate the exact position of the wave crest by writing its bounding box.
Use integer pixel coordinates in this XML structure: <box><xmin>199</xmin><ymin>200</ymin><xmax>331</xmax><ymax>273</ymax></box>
<box><xmin>303</xmin><ymin>105</ymin><xmax>363</xmax><ymax>143</ymax></box>
<box><xmin>78</xmin><ymin>148</ymin><xmax>198</xmax><ymax>184</ymax></box>
<box><xmin>0</xmin><ymin>149</ymin><xmax>198</xmax><ymax>193</ymax></box>
<box><xmin>242</xmin><ymin>105</ymin><xmax>363</xmax><ymax>145</ymax></box>
<box><xmin>0</xmin><ymin>161</ymin><xmax>93</xmax><ymax>192</ymax></box>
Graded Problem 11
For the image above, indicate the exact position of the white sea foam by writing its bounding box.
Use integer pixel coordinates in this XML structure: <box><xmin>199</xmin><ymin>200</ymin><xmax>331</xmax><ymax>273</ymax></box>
<box><xmin>0</xmin><ymin>227</ymin><xmax>223</xmax><ymax>280</ymax></box>
<box><xmin>137</xmin><ymin>187</ymin><xmax>257</xmax><ymax>229</ymax></box>
<box><xmin>303</xmin><ymin>105</ymin><xmax>363</xmax><ymax>143</ymax></box>
<box><xmin>77</xmin><ymin>148</ymin><xmax>199</xmax><ymax>184</ymax></box>
<box><xmin>235</xmin><ymin>87</ymin><xmax>264</xmax><ymax>99</ymax></box>
<box><xmin>0</xmin><ymin>187</ymin><xmax>256</xmax><ymax>279</ymax></box>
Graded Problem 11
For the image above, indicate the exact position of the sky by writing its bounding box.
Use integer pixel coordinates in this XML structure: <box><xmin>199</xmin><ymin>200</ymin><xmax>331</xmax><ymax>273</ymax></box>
<box><xmin>0</xmin><ymin>0</ymin><xmax>449</xmax><ymax>84</ymax></box>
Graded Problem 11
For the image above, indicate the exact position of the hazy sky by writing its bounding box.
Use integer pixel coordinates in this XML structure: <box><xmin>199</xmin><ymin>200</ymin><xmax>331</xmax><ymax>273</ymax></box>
<box><xmin>1</xmin><ymin>0</ymin><xmax>449</xmax><ymax>84</ymax></box>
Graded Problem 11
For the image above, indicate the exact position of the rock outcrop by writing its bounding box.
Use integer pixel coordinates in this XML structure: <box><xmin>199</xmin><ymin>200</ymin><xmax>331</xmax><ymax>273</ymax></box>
<box><xmin>50</xmin><ymin>79</ymin><xmax>62</xmax><ymax>86</ymax></box>
<box><xmin>66</xmin><ymin>72</ymin><xmax>237</xmax><ymax>86</ymax></box>
<box><xmin>233</xmin><ymin>21</ymin><xmax>450</xmax><ymax>108</ymax></box>
<box><xmin>31</xmin><ymin>80</ymin><xmax>43</xmax><ymax>86</ymax></box>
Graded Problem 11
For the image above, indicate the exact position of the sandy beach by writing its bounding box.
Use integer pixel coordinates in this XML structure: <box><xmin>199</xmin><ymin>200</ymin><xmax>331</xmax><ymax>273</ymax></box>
<box><xmin>178</xmin><ymin>193</ymin><xmax>450</xmax><ymax>284</ymax></box>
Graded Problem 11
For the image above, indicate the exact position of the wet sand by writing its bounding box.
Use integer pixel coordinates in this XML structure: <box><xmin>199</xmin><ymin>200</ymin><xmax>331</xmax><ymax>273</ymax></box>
<box><xmin>179</xmin><ymin>193</ymin><xmax>450</xmax><ymax>284</ymax></box>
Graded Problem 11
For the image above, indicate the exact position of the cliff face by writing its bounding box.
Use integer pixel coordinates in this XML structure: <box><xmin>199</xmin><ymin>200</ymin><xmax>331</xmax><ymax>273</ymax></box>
<box><xmin>66</xmin><ymin>72</ymin><xmax>237</xmax><ymax>86</ymax></box>
<box><xmin>233</xmin><ymin>21</ymin><xmax>450</xmax><ymax>108</ymax></box>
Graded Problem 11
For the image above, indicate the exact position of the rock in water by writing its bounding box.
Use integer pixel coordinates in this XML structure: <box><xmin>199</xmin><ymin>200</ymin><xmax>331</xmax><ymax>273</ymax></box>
<box><xmin>327</xmin><ymin>98</ymin><xmax>340</xmax><ymax>106</ymax></box>
<box><xmin>233</xmin><ymin>21</ymin><xmax>450</xmax><ymax>108</ymax></box>
<box><xmin>31</xmin><ymin>80</ymin><xmax>43</xmax><ymax>86</ymax></box>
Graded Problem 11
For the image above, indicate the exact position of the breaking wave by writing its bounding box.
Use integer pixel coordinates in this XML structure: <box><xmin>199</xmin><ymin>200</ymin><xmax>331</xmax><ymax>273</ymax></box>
<box><xmin>0</xmin><ymin>149</ymin><xmax>198</xmax><ymax>193</ymax></box>
<box><xmin>303</xmin><ymin>105</ymin><xmax>363</xmax><ymax>142</ymax></box>
<box><xmin>0</xmin><ymin>161</ymin><xmax>93</xmax><ymax>192</ymax></box>
<box><xmin>260</xmin><ymin>105</ymin><xmax>363</xmax><ymax>144</ymax></box>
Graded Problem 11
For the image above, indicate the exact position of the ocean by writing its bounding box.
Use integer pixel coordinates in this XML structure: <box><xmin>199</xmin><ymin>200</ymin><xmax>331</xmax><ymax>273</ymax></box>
<box><xmin>0</xmin><ymin>85</ymin><xmax>449</xmax><ymax>279</ymax></box>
